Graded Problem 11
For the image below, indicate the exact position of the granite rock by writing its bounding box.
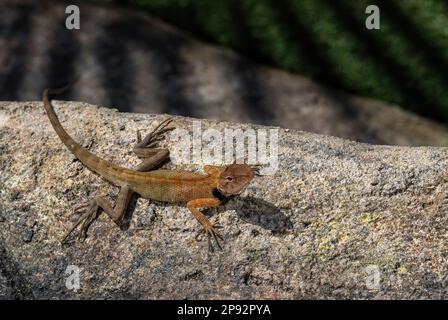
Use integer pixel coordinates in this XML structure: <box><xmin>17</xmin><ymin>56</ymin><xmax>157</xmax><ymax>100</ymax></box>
<box><xmin>1</xmin><ymin>101</ymin><xmax>448</xmax><ymax>299</ymax></box>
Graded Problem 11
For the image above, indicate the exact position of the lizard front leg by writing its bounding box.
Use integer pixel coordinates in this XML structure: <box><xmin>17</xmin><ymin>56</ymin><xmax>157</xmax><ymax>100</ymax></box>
<box><xmin>187</xmin><ymin>198</ymin><xmax>224</xmax><ymax>252</ymax></box>
<box><xmin>61</xmin><ymin>118</ymin><xmax>173</xmax><ymax>243</ymax></box>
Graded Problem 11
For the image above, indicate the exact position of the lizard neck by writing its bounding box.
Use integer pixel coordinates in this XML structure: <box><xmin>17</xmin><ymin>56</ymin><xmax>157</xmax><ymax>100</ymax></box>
<box><xmin>212</xmin><ymin>188</ymin><xmax>229</xmax><ymax>202</ymax></box>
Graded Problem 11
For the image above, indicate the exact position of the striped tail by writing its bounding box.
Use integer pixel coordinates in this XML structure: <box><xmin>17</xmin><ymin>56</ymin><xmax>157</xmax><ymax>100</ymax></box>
<box><xmin>42</xmin><ymin>87</ymin><xmax>133</xmax><ymax>186</ymax></box>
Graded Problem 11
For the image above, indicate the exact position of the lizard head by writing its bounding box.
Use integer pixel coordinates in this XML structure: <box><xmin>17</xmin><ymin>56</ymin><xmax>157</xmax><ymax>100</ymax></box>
<box><xmin>217</xmin><ymin>164</ymin><xmax>255</xmax><ymax>196</ymax></box>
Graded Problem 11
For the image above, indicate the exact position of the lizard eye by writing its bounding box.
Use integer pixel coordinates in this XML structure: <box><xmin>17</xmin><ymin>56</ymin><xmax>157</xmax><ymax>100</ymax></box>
<box><xmin>225</xmin><ymin>176</ymin><xmax>234</xmax><ymax>181</ymax></box>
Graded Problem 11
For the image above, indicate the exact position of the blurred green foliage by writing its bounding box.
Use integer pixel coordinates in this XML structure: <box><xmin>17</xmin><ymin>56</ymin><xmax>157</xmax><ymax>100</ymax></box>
<box><xmin>130</xmin><ymin>0</ymin><xmax>448</xmax><ymax>123</ymax></box>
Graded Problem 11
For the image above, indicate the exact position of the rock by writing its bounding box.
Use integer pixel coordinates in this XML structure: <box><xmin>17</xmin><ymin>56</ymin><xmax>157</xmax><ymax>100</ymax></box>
<box><xmin>2</xmin><ymin>0</ymin><xmax>448</xmax><ymax>146</ymax></box>
<box><xmin>1</xmin><ymin>101</ymin><xmax>448</xmax><ymax>299</ymax></box>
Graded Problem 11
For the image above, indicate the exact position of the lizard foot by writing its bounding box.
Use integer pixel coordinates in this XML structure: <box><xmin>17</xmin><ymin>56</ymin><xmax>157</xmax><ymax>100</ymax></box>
<box><xmin>195</xmin><ymin>224</ymin><xmax>224</xmax><ymax>253</ymax></box>
<box><xmin>136</xmin><ymin>117</ymin><xmax>175</xmax><ymax>149</ymax></box>
<box><xmin>61</xmin><ymin>200</ymin><xmax>99</xmax><ymax>244</ymax></box>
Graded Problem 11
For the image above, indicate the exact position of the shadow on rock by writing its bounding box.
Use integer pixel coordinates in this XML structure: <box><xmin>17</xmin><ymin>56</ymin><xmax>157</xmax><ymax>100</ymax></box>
<box><xmin>221</xmin><ymin>196</ymin><xmax>293</xmax><ymax>234</ymax></box>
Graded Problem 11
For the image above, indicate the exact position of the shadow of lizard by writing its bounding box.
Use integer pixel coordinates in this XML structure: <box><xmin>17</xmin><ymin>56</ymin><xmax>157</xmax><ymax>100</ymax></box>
<box><xmin>118</xmin><ymin>195</ymin><xmax>292</xmax><ymax>236</ymax></box>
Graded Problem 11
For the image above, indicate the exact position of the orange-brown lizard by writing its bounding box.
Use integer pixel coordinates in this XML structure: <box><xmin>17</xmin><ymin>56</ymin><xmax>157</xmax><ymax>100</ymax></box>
<box><xmin>43</xmin><ymin>87</ymin><xmax>255</xmax><ymax>251</ymax></box>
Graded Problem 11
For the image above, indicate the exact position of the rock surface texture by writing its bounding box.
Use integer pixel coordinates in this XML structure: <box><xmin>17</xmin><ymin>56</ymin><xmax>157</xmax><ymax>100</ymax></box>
<box><xmin>1</xmin><ymin>101</ymin><xmax>448</xmax><ymax>299</ymax></box>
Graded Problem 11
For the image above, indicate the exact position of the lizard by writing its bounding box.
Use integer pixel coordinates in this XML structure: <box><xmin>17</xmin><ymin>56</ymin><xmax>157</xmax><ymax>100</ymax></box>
<box><xmin>42</xmin><ymin>87</ymin><xmax>255</xmax><ymax>251</ymax></box>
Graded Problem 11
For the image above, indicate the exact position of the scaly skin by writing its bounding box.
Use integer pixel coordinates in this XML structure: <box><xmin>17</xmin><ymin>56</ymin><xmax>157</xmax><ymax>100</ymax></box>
<box><xmin>43</xmin><ymin>87</ymin><xmax>255</xmax><ymax>251</ymax></box>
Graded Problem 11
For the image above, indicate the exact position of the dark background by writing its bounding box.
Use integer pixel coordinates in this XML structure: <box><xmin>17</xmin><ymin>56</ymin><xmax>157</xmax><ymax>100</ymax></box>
<box><xmin>2</xmin><ymin>0</ymin><xmax>448</xmax><ymax>145</ymax></box>
<box><xmin>129</xmin><ymin>0</ymin><xmax>448</xmax><ymax>124</ymax></box>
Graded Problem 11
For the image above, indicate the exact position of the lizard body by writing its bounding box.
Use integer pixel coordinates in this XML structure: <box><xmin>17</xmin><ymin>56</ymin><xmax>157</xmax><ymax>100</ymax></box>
<box><xmin>43</xmin><ymin>87</ymin><xmax>255</xmax><ymax>250</ymax></box>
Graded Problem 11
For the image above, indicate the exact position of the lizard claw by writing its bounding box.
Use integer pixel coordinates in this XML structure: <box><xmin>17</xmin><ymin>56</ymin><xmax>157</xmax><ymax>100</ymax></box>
<box><xmin>61</xmin><ymin>201</ymin><xmax>98</xmax><ymax>244</ymax></box>
<box><xmin>137</xmin><ymin>117</ymin><xmax>175</xmax><ymax>149</ymax></box>
<box><xmin>195</xmin><ymin>223</ymin><xmax>224</xmax><ymax>253</ymax></box>
<box><xmin>73</xmin><ymin>201</ymin><xmax>90</xmax><ymax>213</ymax></box>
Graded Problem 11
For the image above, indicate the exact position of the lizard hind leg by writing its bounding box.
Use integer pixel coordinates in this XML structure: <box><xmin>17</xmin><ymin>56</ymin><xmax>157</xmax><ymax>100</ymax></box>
<box><xmin>133</xmin><ymin>117</ymin><xmax>174</xmax><ymax>171</ymax></box>
<box><xmin>133</xmin><ymin>117</ymin><xmax>174</xmax><ymax>157</ymax></box>
<box><xmin>61</xmin><ymin>187</ymin><xmax>134</xmax><ymax>244</ymax></box>
<box><xmin>61</xmin><ymin>118</ymin><xmax>174</xmax><ymax>244</ymax></box>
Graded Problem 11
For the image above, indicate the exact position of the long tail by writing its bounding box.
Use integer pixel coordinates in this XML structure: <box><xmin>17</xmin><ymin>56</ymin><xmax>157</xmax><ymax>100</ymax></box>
<box><xmin>42</xmin><ymin>87</ymin><xmax>83</xmax><ymax>157</ymax></box>
<box><xmin>42</xmin><ymin>87</ymin><xmax>133</xmax><ymax>185</ymax></box>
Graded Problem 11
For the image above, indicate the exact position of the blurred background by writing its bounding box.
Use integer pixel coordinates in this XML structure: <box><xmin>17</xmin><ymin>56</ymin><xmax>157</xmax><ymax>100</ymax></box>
<box><xmin>2</xmin><ymin>0</ymin><xmax>448</xmax><ymax>146</ymax></box>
